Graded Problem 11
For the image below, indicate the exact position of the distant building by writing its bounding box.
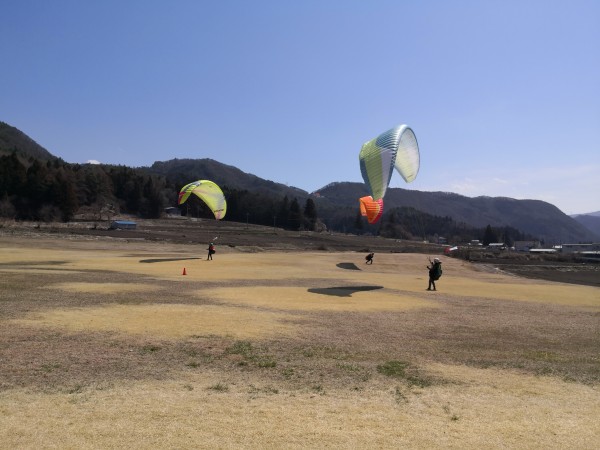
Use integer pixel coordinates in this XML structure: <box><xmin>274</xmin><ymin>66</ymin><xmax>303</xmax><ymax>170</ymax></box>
<box><xmin>109</xmin><ymin>220</ymin><xmax>137</xmax><ymax>230</ymax></box>
<box><xmin>164</xmin><ymin>207</ymin><xmax>181</xmax><ymax>216</ymax></box>
<box><xmin>514</xmin><ymin>241</ymin><xmax>540</xmax><ymax>252</ymax></box>
<box><xmin>561</xmin><ymin>243</ymin><xmax>600</xmax><ymax>254</ymax></box>
<box><xmin>529</xmin><ymin>248</ymin><xmax>557</xmax><ymax>254</ymax></box>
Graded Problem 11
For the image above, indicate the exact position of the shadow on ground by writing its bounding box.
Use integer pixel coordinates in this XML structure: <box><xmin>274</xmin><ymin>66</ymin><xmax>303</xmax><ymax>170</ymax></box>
<box><xmin>308</xmin><ymin>285</ymin><xmax>383</xmax><ymax>297</ymax></box>
<box><xmin>139</xmin><ymin>257</ymin><xmax>202</xmax><ymax>263</ymax></box>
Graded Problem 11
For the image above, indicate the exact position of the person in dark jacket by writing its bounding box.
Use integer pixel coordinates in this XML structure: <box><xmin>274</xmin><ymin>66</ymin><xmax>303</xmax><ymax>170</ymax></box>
<box><xmin>427</xmin><ymin>257</ymin><xmax>442</xmax><ymax>291</ymax></box>
<box><xmin>207</xmin><ymin>242</ymin><xmax>215</xmax><ymax>260</ymax></box>
<box><xmin>365</xmin><ymin>252</ymin><xmax>374</xmax><ymax>264</ymax></box>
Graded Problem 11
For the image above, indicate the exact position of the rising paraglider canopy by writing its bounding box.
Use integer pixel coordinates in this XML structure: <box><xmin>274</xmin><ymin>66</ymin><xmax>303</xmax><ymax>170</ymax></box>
<box><xmin>359</xmin><ymin>196</ymin><xmax>384</xmax><ymax>224</ymax></box>
<box><xmin>358</xmin><ymin>124</ymin><xmax>420</xmax><ymax>201</ymax></box>
<box><xmin>178</xmin><ymin>180</ymin><xmax>227</xmax><ymax>220</ymax></box>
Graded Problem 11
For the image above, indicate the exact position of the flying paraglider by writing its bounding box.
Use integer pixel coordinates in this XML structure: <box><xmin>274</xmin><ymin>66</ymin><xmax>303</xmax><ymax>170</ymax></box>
<box><xmin>359</xmin><ymin>196</ymin><xmax>384</xmax><ymax>224</ymax></box>
<box><xmin>358</xmin><ymin>124</ymin><xmax>420</xmax><ymax>201</ymax></box>
<box><xmin>178</xmin><ymin>180</ymin><xmax>227</xmax><ymax>220</ymax></box>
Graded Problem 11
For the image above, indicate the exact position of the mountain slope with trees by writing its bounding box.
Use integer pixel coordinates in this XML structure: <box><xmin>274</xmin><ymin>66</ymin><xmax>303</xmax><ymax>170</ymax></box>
<box><xmin>0</xmin><ymin>121</ymin><xmax>55</xmax><ymax>161</ymax></box>
<box><xmin>1</xmin><ymin>121</ymin><xmax>597</xmax><ymax>244</ymax></box>
<box><xmin>150</xmin><ymin>158</ymin><xmax>307</xmax><ymax>200</ymax></box>
<box><xmin>315</xmin><ymin>182</ymin><xmax>598</xmax><ymax>243</ymax></box>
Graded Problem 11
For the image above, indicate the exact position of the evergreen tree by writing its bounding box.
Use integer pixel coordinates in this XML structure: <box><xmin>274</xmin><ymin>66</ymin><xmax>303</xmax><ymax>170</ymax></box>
<box><xmin>50</xmin><ymin>170</ymin><xmax>78</xmax><ymax>222</ymax></box>
<box><xmin>0</xmin><ymin>153</ymin><xmax>27</xmax><ymax>196</ymax></box>
<box><xmin>288</xmin><ymin>198</ymin><xmax>303</xmax><ymax>230</ymax></box>
<box><xmin>277</xmin><ymin>195</ymin><xmax>290</xmax><ymax>229</ymax></box>
<box><xmin>141</xmin><ymin>177</ymin><xmax>165</xmax><ymax>218</ymax></box>
<box><xmin>124</xmin><ymin>178</ymin><xmax>143</xmax><ymax>213</ymax></box>
<box><xmin>482</xmin><ymin>224</ymin><xmax>498</xmax><ymax>245</ymax></box>
<box><xmin>303</xmin><ymin>198</ymin><xmax>317</xmax><ymax>231</ymax></box>
<box><xmin>24</xmin><ymin>159</ymin><xmax>50</xmax><ymax>213</ymax></box>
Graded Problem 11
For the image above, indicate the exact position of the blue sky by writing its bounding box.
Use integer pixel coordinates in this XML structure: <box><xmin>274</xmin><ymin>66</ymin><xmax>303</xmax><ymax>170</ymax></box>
<box><xmin>1</xmin><ymin>0</ymin><xmax>598</xmax><ymax>215</ymax></box>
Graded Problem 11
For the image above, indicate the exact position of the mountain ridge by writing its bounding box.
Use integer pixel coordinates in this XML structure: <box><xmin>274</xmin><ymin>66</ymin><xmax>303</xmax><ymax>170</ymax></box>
<box><xmin>311</xmin><ymin>181</ymin><xmax>598</xmax><ymax>243</ymax></box>
<box><xmin>2</xmin><ymin>120</ymin><xmax>598</xmax><ymax>243</ymax></box>
<box><xmin>571</xmin><ymin>214</ymin><xmax>600</xmax><ymax>238</ymax></box>
<box><xmin>0</xmin><ymin>121</ymin><xmax>55</xmax><ymax>161</ymax></box>
<box><xmin>149</xmin><ymin>160</ymin><xmax>598</xmax><ymax>243</ymax></box>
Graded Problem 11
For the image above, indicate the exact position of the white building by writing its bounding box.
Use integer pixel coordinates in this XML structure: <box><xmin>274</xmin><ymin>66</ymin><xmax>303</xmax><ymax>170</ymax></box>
<box><xmin>514</xmin><ymin>241</ymin><xmax>540</xmax><ymax>252</ymax></box>
<box><xmin>561</xmin><ymin>243</ymin><xmax>600</xmax><ymax>254</ymax></box>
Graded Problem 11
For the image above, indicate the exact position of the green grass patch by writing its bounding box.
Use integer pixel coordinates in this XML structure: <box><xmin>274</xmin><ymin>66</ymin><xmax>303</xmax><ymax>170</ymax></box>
<box><xmin>140</xmin><ymin>345</ymin><xmax>161</xmax><ymax>354</ymax></box>
<box><xmin>336</xmin><ymin>362</ymin><xmax>361</xmax><ymax>372</ymax></box>
<box><xmin>377</xmin><ymin>360</ymin><xmax>409</xmax><ymax>378</ymax></box>
<box><xmin>312</xmin><ymin>385</ymin><xmax>325</xmax><ymax>395</ymax></box>
<box><xmin>207</xmin><ymin>382</ymin><xmax>229</xmax><ymax>392</ymax></box>
<box><xmin>281</xmin><ymin>367</ymin><xmax>295</xmax><ymax>379</ymax></box>
<box><xmin>394</xmin><ymin>386</ymin><xmax>408</xmax><ymax>404</ymax></box>
<box><xmin>226</xmin><ymin>340</ymin><xmax>253</xmax><ymax>357</ymax></box>
<box><xmin>377</xmin><ymin>360</ymin><xmax>432</xmax><ymax>387</ymax></box>
<box><xmin>39</xmin><ymin>363</ymin><xmax>62</xmax><ymax>373</ymax></box>
<box><xmin>301</xmin><ymin>345</ymin><xmax>351</xmax><ymax>360</ymax></box>
<box><xmin>248</xmin><ymin>385</ymin><xmax>279</xmax><ymax>395</ymax></box>
<box><xmin>226</xmin><ymin>340</ymin><xmax>277</xmax><ymax>369</ymax></box>
<box><xmin>524</xmin><ymin>350</ymin><xmax>561</xmax><ymax>362</ymax></box>
<box><xmin>256</xmin><ymin>357</ymin><xmax>276</xmax><ymax>368</ymax></box>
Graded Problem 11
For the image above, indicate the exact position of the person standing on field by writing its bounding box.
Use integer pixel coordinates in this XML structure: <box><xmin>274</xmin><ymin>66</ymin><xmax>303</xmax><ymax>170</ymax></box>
<box><xmin>207</xmin><ymin>242</ymin><xmax>215</xmax><ymax>261</ymax></box>
<box><xmin>427</xmin><ymin>257</ymin><xmax>442</xmax><ymax>291</ymax></box>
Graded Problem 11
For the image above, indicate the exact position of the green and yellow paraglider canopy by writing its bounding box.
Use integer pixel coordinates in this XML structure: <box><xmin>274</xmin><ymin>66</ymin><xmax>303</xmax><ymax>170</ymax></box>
<box><xmin>359</xmin><ymin>124</ymin><xmax>420</xmax><ymax>201</ymax></box>
<box><xmin>178</xmin><ymin>180</ymin><xmax>227</xmax><ymax>220</ymax></box>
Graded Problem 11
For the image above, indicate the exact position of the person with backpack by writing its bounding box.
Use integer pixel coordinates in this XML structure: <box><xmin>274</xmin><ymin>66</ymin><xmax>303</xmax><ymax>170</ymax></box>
<box><xmin>207</xmin><ymin>242</ymin><xmax>216</xmax><ymax>261</ymax></box>
<box><xmin>427</xmin><ymin>257</ymin><xmax>442</xmax><ymax>291</ymax></box>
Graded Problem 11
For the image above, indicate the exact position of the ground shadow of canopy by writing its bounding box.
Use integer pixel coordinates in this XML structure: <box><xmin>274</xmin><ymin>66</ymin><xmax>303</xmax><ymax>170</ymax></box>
<box><xmin>139</xmin><ymin>257</ymin><xmax>202</xmax><ymax>263</ymax></box>
<box><xmin>308</xmin><ymin>285</ymin><xmax>384</xmax><ymax>297</ymax></box>
<box><xmin>336</xmin><ymin>262</ymin><xmax>361</xmax><ymax>270</ymax></box>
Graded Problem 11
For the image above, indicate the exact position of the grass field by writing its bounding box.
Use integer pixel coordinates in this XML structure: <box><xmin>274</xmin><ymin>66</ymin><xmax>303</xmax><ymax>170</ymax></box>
<box><xmin>1</xmin><ymin>230</ymin><xmax>599</xmax><ymax>449</ymax></box>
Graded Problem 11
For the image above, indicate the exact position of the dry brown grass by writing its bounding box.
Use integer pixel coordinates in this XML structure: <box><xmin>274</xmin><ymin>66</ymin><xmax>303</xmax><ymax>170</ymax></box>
<box><xmin>1</xmin><ymin>234</ymin><xmax>599</xmax><ymax>448</ymax></box>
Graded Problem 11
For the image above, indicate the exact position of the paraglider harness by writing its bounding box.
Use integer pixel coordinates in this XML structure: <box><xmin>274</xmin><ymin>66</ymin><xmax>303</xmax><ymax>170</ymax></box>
<box><xmin>429</xmin><ymin>258</ymin><xmax>442</xmax><ymax>280</ymax></box>
<box><xmin>208</xmin><ymin>244</ymin><xmax>216</xmax><ymax>255</ymax></box>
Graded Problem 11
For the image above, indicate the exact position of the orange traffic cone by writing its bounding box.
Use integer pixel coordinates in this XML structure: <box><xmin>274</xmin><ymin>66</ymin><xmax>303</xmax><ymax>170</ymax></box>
<box><xmin>182</xmin><ymin>267</ymin><xmax>187</xmax><ymax>275</ymax></box>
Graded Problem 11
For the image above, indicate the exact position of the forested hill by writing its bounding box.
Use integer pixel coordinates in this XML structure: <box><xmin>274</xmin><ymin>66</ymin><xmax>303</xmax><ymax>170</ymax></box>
<box><xmin>316</xmin><ymin>182</ymin><xmax>599</xmax><ymax>243</ymax></box>
<box><xmin>1</xmin><ymin>120</ymin><xmax>598</xmax><ymax>243</ymax></box>
<box><xmin>150</xmin><ymin>158</ymin><xmax>308</xmax><ymax>200</ymax></box>
<box><xmin>0</xmin><ymin>122</ymin><xmax>55</xmax><ymax>161</ymax></box>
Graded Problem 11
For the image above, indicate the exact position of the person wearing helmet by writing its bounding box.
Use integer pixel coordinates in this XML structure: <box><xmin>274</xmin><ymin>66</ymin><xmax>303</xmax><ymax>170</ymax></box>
<box><xmin>427</xmin><ymin>257</ymin><xmax>442</xmax><ymax>291</ymax></box>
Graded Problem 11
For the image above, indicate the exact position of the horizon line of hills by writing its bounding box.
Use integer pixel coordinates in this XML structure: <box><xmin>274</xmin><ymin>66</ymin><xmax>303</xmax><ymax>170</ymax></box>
<box><xmin>1</xmin><ymin>120</ymin><xmax>599</xmax><ymax>244</ymax></box>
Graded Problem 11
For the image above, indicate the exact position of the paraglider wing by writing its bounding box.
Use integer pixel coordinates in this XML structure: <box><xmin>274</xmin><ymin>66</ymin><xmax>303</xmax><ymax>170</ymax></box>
<box><xmin>359</xmin><ymin>132</ymin><xmax>397</xmax><ymax>201</ymax></box>
<box><xmin>393</xmin><ymin>125</ymin><xmax>420</xmax><ymax>183</ymax></box>
<box><xmin>178</xmin><ymin>180</ymin><xmax>227</xmax><ymax>220</ymax></box>
<box><xmin>359</xmin><ymin>196</ymin><xmax>384</xmax><ymax>224</ymax></box>
<box><xmin>359</xmin><ymin>124</ymin><xmax>420</xmax><ymax>200</ymax></box>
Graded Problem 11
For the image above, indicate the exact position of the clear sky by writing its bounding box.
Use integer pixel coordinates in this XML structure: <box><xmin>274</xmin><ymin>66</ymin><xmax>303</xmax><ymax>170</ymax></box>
<box><xmin>1</xmin><ymin>0</ymin><xmax>598</xmax><ymax>215</ymax></box>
